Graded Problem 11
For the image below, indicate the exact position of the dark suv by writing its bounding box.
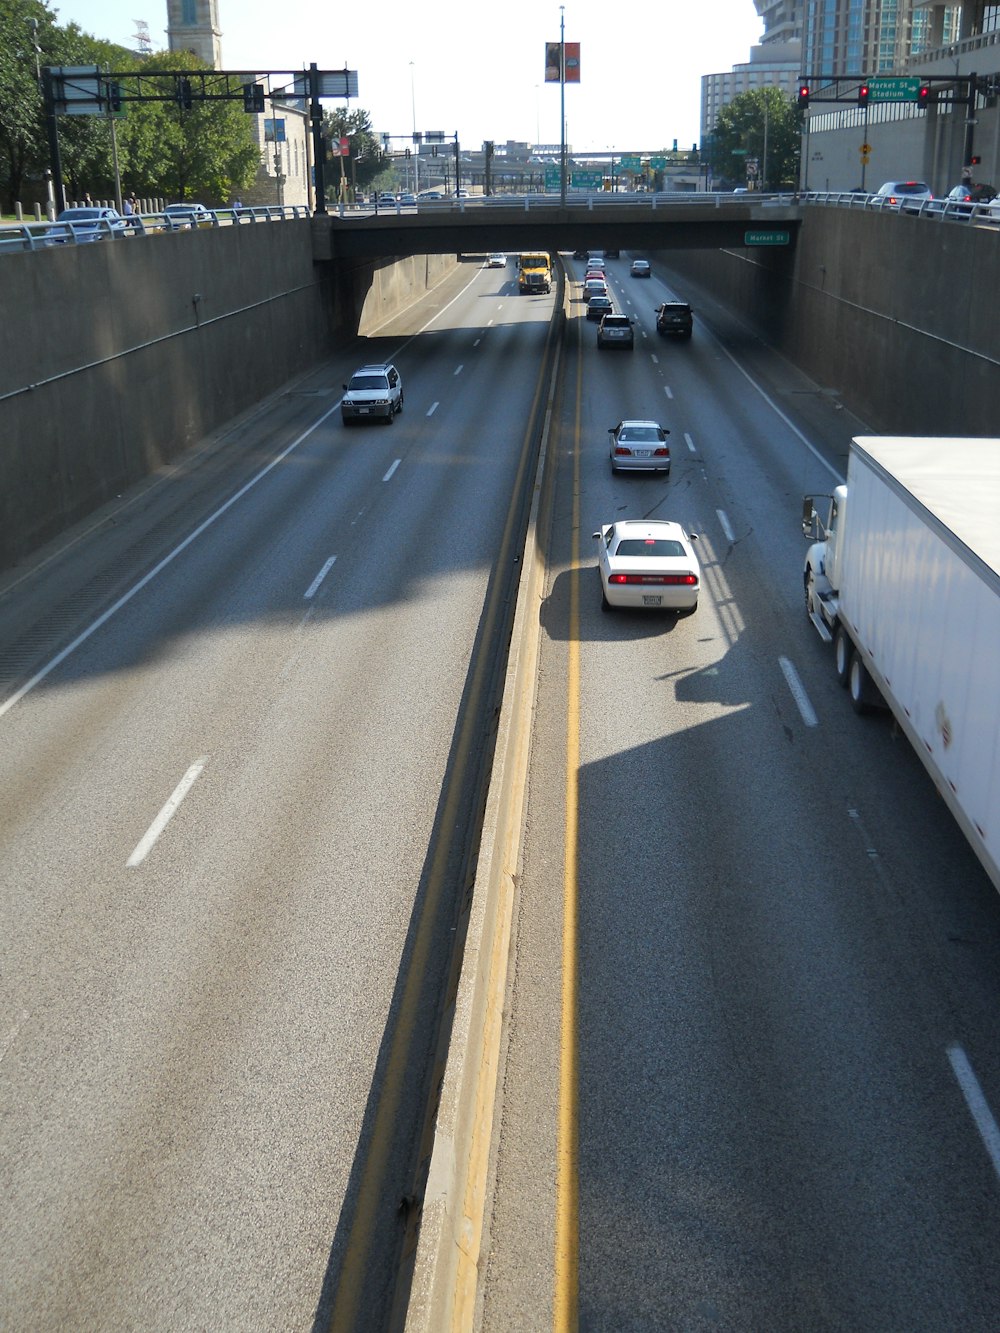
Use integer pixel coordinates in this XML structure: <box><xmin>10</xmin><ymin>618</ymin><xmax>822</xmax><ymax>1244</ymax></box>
<box><xmin>655</xmin><ymin>302</ymin><xmax>693</xmax><ymax>340</ymax></box>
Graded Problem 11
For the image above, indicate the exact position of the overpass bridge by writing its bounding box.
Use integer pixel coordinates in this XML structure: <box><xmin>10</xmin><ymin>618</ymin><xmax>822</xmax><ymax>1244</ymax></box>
<box><xmin>311</xmin><ymin>194</ymin><xmax>804</xmax><ymax>262</ymax></box>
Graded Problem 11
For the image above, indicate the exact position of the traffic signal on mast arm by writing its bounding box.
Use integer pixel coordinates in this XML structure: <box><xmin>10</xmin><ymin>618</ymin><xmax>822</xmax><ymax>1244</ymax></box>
<box><xmin>917</xmin><ymin>84</ymin><xmax>930</xmax><ymax>107</ymax></box>
<box><xmin>242</xmin><ymin>82</ymin><xmax>265</xmax><ymax>113</ymax></box>
<box><xmin>178</xmin><ymin>78</ymin><xmax>193</xmax><ymax>110</ymax></box>
<box><xmin>797</xmin><ymin>83</ymin><xmax>810</xmax><ymax>108</ymax></box>
<box><xmin>858</xmin><ymin>82</ymin><xmax>870</xmax><ymax>107</ymax></box>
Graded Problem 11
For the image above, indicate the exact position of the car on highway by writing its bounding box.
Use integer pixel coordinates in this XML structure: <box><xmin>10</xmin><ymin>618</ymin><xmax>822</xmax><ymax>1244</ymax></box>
<box><xmin>418</xmin><ymin>189</ymin><xmax>444</xmax><ymax>200</ymax></box>
<box><xmin>42</xmin><ymin>206</ymin><xmax>129</xmax><ymax>244</ymax></box>
<box><xmin>341</xmin><ymin>362</ymin><xmax>404</xmax><ymax>424</ymax></box>
<box><xmin>933</xmin><ymin>182</ymin><xmax>996</xmax><ymax>218</ymax></box>
<box><xmin>873</xmin><ymin>180</ymin><xmax>933</xmax><ymax>209</ymax></box>
<box><xmin>593</xmin><ymin>519</ymin><xmax>700</xmax><ymax>613</ymax></box>
<box><xmin>487</xmin><ymin>253</ymin><xmax>507</xmax><ymax>267</ymax></box>
<box><xmin>584</xmin><ymin>276</ymin><xmax>608</xmax><ymax>300</ymax></box>
<box><xmin>596</xmin><ymin>313</ymin><xmax>634</xmax><ymax>349</ymax></box>
<box><xmin>586</xmin><ymin>294</ymin><xmax>614</xmax><ymax>322</ymax></box>
<box><xmin>163</xmin><ymin>202</ymin><xmax>212</xmax><ymax>229</ymax></box>
<box><xmin>655</xmin><ymin>301</ymin><xmax>694</xmax><ymax>339</ymax></box>
<box><xmin>586</xmin><ymin>254</ymin><xmax>605</xmax><ymax>270</ymax></box>
<box><xmin>630</xmin><ymin>259</ymin><xmax>651</xmax><ymax>277</ymax></box>
<box><xmin>454</xmin><ymin>189</ymin><xmax>470</xmax><ymax>198</ymax></box>
<box><xmin>396</xmin><ymin>192</ymin><xmax>417</xmax><ymax>207</ymax></box>
<box><xmin>376</xmin><ymin>192</ymin><xmax>397</xmax><ymax>207</ymax></box>
<box><xmin>608</xmin><ymin>419</ymin><xmax>670</xmax><ymax>473</ymax></box>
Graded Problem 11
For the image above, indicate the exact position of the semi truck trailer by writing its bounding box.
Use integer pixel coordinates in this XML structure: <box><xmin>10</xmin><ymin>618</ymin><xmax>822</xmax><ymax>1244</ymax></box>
<box><xmin>802</xmin><ymin>436</ymin><xmax>1000</xmax><ymax>893</ymax></box>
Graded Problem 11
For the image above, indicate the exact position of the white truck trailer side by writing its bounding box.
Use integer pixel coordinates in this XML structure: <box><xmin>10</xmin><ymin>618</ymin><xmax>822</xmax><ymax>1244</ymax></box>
<box><xmin>802</xmin><ymin>437</ymin><xmax>1000</xmax><ymax>894</ymax></box>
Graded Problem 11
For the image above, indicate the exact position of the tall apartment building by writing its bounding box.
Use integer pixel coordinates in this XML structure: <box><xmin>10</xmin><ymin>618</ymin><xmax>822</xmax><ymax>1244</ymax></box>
<box><xmin>802</xmin><ymin>0</ymin><xmax>963</xmax><ymax>77</ymax></box>
<box><xmin>702</xmin><ymin>2</ymin><xmax>803</xmax><ymax>142</ymax></box>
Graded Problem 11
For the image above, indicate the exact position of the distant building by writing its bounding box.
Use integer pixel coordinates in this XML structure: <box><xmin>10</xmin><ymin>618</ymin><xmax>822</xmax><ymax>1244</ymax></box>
<box><xmin>802</xmin><ymin>0</ymin><xmax>962</xmax><ymax>78</ymax></box>
<box><xmin>702</xmin><ymin>3</ymin><xmax>802</xmax><ymax>143</ymax></box>
<box><xmin>166</xmin><ymin>0</ymin><xmax>222</xmax><ymax>70</ymax></box>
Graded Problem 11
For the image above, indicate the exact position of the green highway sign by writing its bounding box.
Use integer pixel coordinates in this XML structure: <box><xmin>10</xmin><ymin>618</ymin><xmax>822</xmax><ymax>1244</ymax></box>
<box><xmin>650</xmin><ymin>156</ymin><xmax>667</xmax><ymax>169</ymax></box>
<box><xmin>571</xmin><ymin>170</ymin><xmax>604</xmax><ymax>189</ymax></box>
<box><xmin>744</xmin><ymin>230</ymin><xmax>790</xmax><ymax>246</ymax></box>
<box><xmin>619</xmin><ymin>156</ymin><xmax>641</xmax><ymax>171</ymax></box>
<box><xmin>868</xmin><ymin>76</ymin><xmax>920</xmax><ymax>102</ymax></box>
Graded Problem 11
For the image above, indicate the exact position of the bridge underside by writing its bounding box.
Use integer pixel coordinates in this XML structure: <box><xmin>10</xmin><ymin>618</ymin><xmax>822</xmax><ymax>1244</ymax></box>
<box><xmin>311</xmin><ymin>204</ymin><xmax>802</xmax><ymax>262</ymax></box>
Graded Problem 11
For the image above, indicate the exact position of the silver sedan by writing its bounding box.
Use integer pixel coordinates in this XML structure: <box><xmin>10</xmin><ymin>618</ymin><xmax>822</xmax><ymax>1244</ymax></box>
<box><xmin>608</xmin><ymin>419</ymin><xmax>671</xmax><ymax>473</ymax></box>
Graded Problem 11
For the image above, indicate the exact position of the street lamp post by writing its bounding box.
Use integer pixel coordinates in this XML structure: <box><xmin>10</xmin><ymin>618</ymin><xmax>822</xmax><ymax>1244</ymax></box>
<box><xmin>410</xmin><ymin>61</ymin><xmax>419</xmax><ymax>195</ymax></box>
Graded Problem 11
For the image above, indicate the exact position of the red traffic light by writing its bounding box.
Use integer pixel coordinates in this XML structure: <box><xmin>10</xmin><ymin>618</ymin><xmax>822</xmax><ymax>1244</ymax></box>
<box><xmin>917</xmin><ymin>84</ymin><xmax>930</xmax><ymax>106</ymax></box>
<box><xmin>858</xmin><ymin>83</ymin><xmax>870</xmax><ymax>107</ymax></box>
<box><xmin>797</xmin><ymin>83</ymin><xmax>810</xmax><ymax>108</ymax></box>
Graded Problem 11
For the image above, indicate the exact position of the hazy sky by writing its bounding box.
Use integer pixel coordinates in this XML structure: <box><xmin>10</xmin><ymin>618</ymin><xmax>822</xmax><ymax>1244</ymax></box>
<box><xmin>50</xmin><ymin>0</ymin><xmax>765</xmax><ymax>151</ymax></box>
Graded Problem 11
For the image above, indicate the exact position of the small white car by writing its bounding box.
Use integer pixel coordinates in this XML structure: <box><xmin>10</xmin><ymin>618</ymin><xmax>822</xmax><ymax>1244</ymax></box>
<box><xmin>593</xmin><ymin>519</ymin><xmax>700</xmax><ymax>613</ymax></box>
<box><xmin>487</xmin><ymin>253</ymin><xmax>506</xmax><ymax>267</ymax></box>
<box><xmin>872</xmin><ymin>180</ymin><xmax>933</xmax><ymax>210</ymax></box>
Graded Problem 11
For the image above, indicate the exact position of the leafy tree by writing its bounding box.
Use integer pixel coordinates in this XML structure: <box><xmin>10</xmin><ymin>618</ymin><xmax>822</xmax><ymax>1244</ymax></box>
<box><xmin>114</xmin><ymin>50</ymin><xmax>259</xmax><ymax>203</ymax></box>
<box><xmin>711</xmin><ymin>87</ymin><xmax>801</xmax><ymax>191</ymax></box>
<box><xmin>322</xmin><ymin>107</ymin><xmax>388</xmax><ymax>199</ymax></box>
<box><xmin>0</xmin><ymin>0</ymin><xmax>56</xmax><ymax>209</ymax></box>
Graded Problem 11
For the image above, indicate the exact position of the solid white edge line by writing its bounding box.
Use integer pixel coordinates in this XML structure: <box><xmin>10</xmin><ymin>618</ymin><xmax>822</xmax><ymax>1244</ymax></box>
<box><xmin>126</xmin><ymin>757</ymin><xmax>207</xmax><ymax>867</ymax></box>
<box><xmin>383</xmin><ymin>459</ymin><xmax>401</xmax><ymax>482</ymax></box>
<box><xmin>716</xmin><ymin>509</ymin><xmax>735</xmax><ymax>543</ymax></box>
<box><xmin>0</xmin><ymin>402</ymin><xmax>343</xmax><ymax>721</ymax></box>
<box><xmin>701</xmin><ymin>318</ymin><xmax>843</xmax><ymax>484</ymax></box>
<box><xmin>778</xmin><ymin>656</ymin><xmax>818</xmax><ymax>727</ymax></box>
<box><xmin>304</xmin><ymin>555</ymin><xmax>336</xmax><ymax>599</ymax></box>
<box><xmin>948</xmin><ymin>1044</ymin><xmax>1000</xmax><ymax>1182</ymax></box>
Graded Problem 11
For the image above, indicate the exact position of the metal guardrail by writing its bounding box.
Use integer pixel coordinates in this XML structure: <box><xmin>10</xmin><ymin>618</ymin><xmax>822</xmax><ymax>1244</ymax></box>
<box><xmin>329</xmin><ymin>190</ymin><xmax>802</xmax><ymax>219</ymax></box>
<box><xmin>802</xmin><ymin>189</ymin><xmax>1000</xmax><ymax>226</ymax></box>
<box><xmin>0</xmin><ymin>204</ymin><xmax>311</xmax><ymax>254</ymax></box>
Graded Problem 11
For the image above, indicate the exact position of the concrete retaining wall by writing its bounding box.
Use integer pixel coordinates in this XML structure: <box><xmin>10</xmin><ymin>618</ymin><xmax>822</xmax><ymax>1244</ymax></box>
<box><xmin>663</xmin><ymin>205</ymin><xmax>1000</xmax><ymax>438</ymax></box>
<box><xmin>0</xmin><ymin>225</ymin><xmax>457</xmax><ymax>572</ymax></box>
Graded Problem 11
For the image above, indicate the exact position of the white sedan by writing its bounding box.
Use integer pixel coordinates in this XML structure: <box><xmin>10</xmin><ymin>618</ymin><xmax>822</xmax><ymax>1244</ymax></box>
<box><xmin>593</xmin><ymin>519</ymin><xmax>700</xmax><ymax>613</ymax></box>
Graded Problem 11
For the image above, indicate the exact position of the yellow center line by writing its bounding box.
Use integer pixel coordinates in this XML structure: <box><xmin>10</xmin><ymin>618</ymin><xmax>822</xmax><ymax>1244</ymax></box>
<box><xmin>554</xmin><ymin>319</ymin><xmax>583</xmax><ymax>1333</ymax></box>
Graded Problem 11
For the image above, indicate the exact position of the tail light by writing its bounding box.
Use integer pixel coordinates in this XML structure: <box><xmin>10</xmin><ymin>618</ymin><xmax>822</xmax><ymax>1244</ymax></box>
<box><xmin>609</xmin><ymin>573</ymin><xmax>698</xmax><ymax>586</ymax></box>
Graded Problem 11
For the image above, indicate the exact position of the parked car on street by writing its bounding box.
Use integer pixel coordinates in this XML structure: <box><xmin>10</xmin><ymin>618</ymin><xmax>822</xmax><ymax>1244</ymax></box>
<box><xmin>43</xmin><ymin>206</ymin><xmax>129</xmax><ymax>244</ymax></box>
<box><xmin>163</xmin><ymin>202</ymin><xmax>211</xmax><ymax>229</ymax></box>
<box><xmin>593</xmin><ymin>519</ymin><xmax>700</xmax><ymax>612</ymax></box>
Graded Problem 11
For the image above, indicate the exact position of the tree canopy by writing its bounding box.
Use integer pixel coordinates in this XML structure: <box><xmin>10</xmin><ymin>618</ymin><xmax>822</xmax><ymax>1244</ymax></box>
<box><xmin>710</xmin><ymin>87</ymin><xmax>802</xmax><ymax>191</ymax></box>
<box><xmin>0</xmin><ymin>1</ymin><xmax>260</xmax><ymax>210</ymax></box>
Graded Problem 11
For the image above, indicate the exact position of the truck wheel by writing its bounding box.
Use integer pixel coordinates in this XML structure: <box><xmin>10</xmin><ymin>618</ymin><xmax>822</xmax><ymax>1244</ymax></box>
<box><xmin>834</xmin><ymin>625</ymin><xmax>851</xmax><ymax>686</ymax></box>
<box><xmin>848</xmin><ymin>650</ymin><xmax>873</xmax><ymax>715</ymax></box>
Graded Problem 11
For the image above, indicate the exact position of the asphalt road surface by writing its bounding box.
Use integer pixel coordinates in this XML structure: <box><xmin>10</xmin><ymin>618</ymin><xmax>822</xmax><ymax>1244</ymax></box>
<box><xmin>480</xmin><ymin>255</ymin><xmax>1000</xmax><ymax>1331</ymax></box>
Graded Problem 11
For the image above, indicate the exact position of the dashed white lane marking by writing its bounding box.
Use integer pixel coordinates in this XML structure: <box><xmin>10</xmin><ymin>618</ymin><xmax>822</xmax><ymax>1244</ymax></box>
<box><xmin>473</xmin><ymin>337</ymin><xmax>481</xmax><ymax>347</ymax></box>
<box><xmin>650</xmin><ymin>354</ymin><xmax>659</xmax><ymax>364</ymax></box>
<box><xmin>454</xmin><ymin>365</ymin><xmax>464</xmax><ymax>376</ymax></box>
<box><xmin>304</xmin><ymin>556</ymin><xmax>336</xmax><ymax>599</ymax></box>
<box><xmin>778</xmin><ymin>656</ymin><xmax>818</xmax><ymax>728</ymax></box>
<box><xmin>383</xmin><ymin>459</ymin><xmax>401</xmax><ymax>482</ymax></box>
<box><xmin>685</xmin><ymin>432</ymin><xmax>696</xmax><ymax>453</ymax></box>
<box><xmin>949</xmin><ymin>1044</ymin><xmax>1000</xmax><ymax>1183</ymax></box>
<box><xmin>664</xmin><ymin>385</ymin><xmax>674</xmax><ymax>399</ymax></box>
<box><xmin>127</xmin><ymin>758</ymin><xmax>207</xmax><ymax>868</ymax></box>
<box><xmin>427</xmin><ymin>402</ymin><xmax>439</xmax><ymax>416</ymax></box>
<box><xmin>716</xmin><ymin>508</ymin><xmax>734</xmax><ymax>543</ymax></box>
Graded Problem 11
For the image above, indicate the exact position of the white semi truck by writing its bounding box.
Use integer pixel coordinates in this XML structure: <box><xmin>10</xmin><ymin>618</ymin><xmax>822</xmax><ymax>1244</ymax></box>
<box><xmin>802</xmin><ymin>436</ymin><xmax>1000</xmax><ymax>894</ymax></box>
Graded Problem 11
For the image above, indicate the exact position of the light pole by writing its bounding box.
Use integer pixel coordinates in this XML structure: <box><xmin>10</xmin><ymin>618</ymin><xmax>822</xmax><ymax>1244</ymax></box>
<box><xmin>410</xmin><ymin>61</ymin><xmax>419</xmax><ymax>194</ymax></box>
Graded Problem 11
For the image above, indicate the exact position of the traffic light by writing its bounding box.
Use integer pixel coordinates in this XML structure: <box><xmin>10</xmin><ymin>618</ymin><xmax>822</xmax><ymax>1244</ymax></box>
<box><xmin>917</xmin><ymin>83</ymin><xmax>930</xmax><ymax>107</ymax></box>
<box><xmin>178</xmin><ymin>78</ymin><xmax>193</xmax><ymax>110</ymax></box>
<box><xmin>797</xmin><ymin>83</ymin><xmax>810</xmax><ymax>108</ymax></box>
<box><xmin>858</xmin><ymin>82</ymin><xmax>870</xmax><ymax>107</ymax></box>
<box><xmin>242</xmin><ymin>82</ymin><xmax>265</xmax><ymax>113</ymax></box>
<box><xmin>108</xmin><ymin>81</ymin><xmax>122</xmax><ymax>113</ymax></box>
